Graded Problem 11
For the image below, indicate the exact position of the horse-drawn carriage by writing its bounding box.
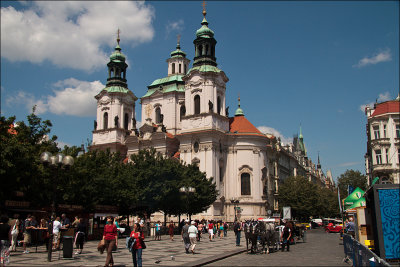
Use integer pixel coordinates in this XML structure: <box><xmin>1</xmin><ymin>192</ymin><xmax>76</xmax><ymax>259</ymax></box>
<box><xmin>243</xmin><ymin>219</ymin><xmax>280</xmax><ymax>254</ymax></box>
<box><xmin>243</xmin><ymin>219</ymin><xmax>307</xmax><ymax>254</ymax></box>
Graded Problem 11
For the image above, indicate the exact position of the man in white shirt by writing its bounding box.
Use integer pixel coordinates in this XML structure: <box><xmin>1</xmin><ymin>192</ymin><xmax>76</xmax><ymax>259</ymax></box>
<box><xmin>52</xmin><ymin>217</ymin><xmax>61</xmax><ymax>250</ymax></box>
<box><xmin>188</xmin><ymin>221</ymin><xmax>198</xmax><ymax>254</ymax></box>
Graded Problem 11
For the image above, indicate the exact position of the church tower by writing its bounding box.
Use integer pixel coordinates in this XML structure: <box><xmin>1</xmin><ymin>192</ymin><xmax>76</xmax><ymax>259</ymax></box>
<box><xmin>181</xmin><ymin>4</ymin><xmax>229</xmax><ymax>133</ymax></box>
<box><xmin>140</xmin><ymin>37</ymin><xmax>190</xmax><ymax>135</ymax></box>
<box><xmin>91</xmin><ymin>31</ymin><xmax>137</xmax><ymax>155</ymax></box>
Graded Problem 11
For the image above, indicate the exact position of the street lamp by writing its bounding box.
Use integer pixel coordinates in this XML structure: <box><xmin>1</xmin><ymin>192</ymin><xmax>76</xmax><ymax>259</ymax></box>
<box><xmin>40</xmin><ymin>151</ymin><xmax>74</xmax><ymax>262</ymax></box>
<box><xmin>180</xmin><ymin>186</ymin><xmax>196</xmax><ymax>220</ymax></box>
<box><xmin>230</xmin><ymin>198</ymin><xmax>240</xmax><ymax>222</ymax></box>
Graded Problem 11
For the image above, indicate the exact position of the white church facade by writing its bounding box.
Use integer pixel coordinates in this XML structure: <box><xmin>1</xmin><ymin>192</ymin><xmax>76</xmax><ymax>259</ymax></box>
<box><xmin>91</xmin><ymin>9</ymin><xmax>330</xmax><ymax>221</ymax></box>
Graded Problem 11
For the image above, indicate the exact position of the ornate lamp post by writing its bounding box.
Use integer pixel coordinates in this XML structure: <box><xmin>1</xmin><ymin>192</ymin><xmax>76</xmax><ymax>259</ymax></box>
<box><xmin>230</xmin><ymin>198</ymin><xmax>240</xmax><ymax>222</ymax></box>
<box><xmin>179</xmin><ymin>186</ymin><xmax>196</xmax><ymax>220</ymax></box>
<box><xmin>40</xmin><ymin>152</ymin><xmax>74</xmax><ymax>262</ymax></box>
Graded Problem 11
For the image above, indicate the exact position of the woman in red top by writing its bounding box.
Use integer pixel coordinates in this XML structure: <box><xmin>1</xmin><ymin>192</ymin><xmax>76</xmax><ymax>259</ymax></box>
<box><xmin>168</xmin><ymin>221</ymin><xmax>174</xmax><ymax>241</ymax></box>
<box><xmin>130</xmin><ymin>223</ymin><xmax>144</xmax><ymax>267</ymax></box>
<box><xmin>103</xmin><ymin>216</ymin><xmax>118</xmax><ymax>267</ymax></box>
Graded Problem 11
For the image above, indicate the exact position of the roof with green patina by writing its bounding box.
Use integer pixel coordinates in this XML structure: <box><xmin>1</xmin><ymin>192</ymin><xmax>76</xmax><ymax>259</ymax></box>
<box><xmin>148</xmin><ymin>75</ymin><xmax>184</xmax><ymax>87</ymax></box>
<box><xmin>104</xmin><ymin>86</ymin><xmax>130</xmax><ymax>94</ymax></box>
<box><xmin>187</xmin><ymin>65</ymin><xmax>222</xmax><ymax>74</ymax></box>
<box><xmin>142</xmin><ymin>82</ymin><xmax>185</xmax><ymax>98</ymax></box>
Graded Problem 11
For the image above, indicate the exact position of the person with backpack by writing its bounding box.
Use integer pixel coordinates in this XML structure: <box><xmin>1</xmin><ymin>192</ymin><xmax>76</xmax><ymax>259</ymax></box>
<box><xmin>223</xmin><ymin>222</ymin><xmax>228</xmax><ymax>237</ymax></box>
<box><xmin>281</xmin><ymin>221</ymin><xmax>292</xmax><ymax>252</ymax></box>
<box><xmin>234</xmin><ymin>221</ymin><xmax>242</xmax><ymax>246</ymax></box>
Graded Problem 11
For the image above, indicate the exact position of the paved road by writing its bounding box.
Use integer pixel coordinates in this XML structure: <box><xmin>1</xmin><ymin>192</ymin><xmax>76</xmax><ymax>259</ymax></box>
<box><xmin>8</xmin><ymin>228</ymin><xmax>348</xmax><ymax>266</ymax></box>
<box><xmin>206</xmin><ymin>228</ymin><xmax>348</xmax><ymax>266</ymax></box>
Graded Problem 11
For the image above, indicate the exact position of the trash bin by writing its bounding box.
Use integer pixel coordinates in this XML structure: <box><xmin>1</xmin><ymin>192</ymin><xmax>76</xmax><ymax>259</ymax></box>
<box><xmin>63</xmin><ymin>236</ymin><xmax>73</xmax><ymax>258</ymax></box>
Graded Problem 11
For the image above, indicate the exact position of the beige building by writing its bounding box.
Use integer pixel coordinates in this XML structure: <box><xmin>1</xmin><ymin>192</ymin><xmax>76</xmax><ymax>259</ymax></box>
<box><xmin>365</xmin><ymin>94</ymin><xmax>400</xmax><ymax>185</ymax></box>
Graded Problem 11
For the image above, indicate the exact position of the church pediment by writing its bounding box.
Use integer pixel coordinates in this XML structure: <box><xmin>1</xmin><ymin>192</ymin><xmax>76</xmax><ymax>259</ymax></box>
<box><xmin>139</xmin><ymin>123</ymin><xmax>156</xmax><ymax>134</ymax></box>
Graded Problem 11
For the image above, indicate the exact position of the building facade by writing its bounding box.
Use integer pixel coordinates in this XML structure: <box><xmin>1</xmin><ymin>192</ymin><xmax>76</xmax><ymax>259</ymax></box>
<box><xmin>91</xmin><ymin>8</ymin><xmax>331</xmax><ymax>221</ymax></box>
<box><xmin>365</xmin><ymin>95</ymin><xmax>400</xmax><ymax>185</ymax></box>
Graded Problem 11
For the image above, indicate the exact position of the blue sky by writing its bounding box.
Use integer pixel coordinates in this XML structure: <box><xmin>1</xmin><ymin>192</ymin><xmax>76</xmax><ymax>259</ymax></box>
<box><xmin>1</xmin><ymin>1</ymin><xmax>399</xmax><ymax>181</ymax></box>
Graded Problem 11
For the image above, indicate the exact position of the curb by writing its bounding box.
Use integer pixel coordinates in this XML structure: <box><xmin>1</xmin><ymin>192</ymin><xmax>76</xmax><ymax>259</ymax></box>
<box><xmin>182</xmin><ymin>247</ymin><xmax>247</xmax><ymax>267</ymax></box>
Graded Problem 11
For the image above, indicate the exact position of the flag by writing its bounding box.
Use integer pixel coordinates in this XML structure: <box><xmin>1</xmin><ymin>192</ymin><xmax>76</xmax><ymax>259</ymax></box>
<box><xmin>348</xmin><ymin>185</ymin><xmax>354</xmax><ymax>196</ymax></box>
<box><xmin>338</xmin><ymin>188</ymin><xmax>342</xmax><ymax>214</ymax></box>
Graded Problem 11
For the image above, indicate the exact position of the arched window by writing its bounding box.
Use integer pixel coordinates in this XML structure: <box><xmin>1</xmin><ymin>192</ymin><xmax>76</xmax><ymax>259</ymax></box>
<box><xmin>103</xmin><ymin>112</ymin><xmax>108</xmax><ymax>129</ymax></box>
<box><xmin>211</xmin><ymin>46</ymin><xmax>215</xmax><ymax>57</ymax></box>
<box><xmin>179</xmin><ymin>64</ymin><xmax>182</xmax><ymax>73</ymax></box>
<box><xmin>194</xmin><ymin>95</ymin><xmax>200</xmax><ymax>115</ymax></box>
<box><xmin>217</xmin><ymin>96</ymin><xmax>221</xmax><ymax>115</ymax></box>
<box><xmin>180</xmin><ymin>105</ymin><xmax>186</xmax><ymax>121</ymax></box>
<box><xmin>155</xmin><ymin>107</ymin><xmax>162</xmax><ymax>124</ymax></box>
<box><xmin>199</xmin><ymin>45</ymin><xmax>203</xmax><ymax>56</ymax></box>
<box><xmin>172</xmin><ymin>63</ymin><xmax>175</xmax><ymax>74</ymax></box>
<box><xmin>184</xmin><ymin>64</ymin><xmax>187</xmax><ymax>74</ymax></box>
<box><xmin>124</xmin><ymin>113</ymin><xmax>129</xmax><ymax>130</ymax></box>
<box><xmin>205</xmin><ymin>45</ymin><xmax>209</xmax><ymax>55</ymax></box>
<box><xmin>241</xmin><ymin>173</ymin><xmax>251</xmax><ymax>195</ymax></box>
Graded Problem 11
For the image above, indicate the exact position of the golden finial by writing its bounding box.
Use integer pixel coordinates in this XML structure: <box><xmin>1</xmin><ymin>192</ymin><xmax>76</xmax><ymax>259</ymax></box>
<box><xmin>202</xmin><ymin>0</ymin><xmax>207</xmax><ymax>17</ymax></box>
<box><xmin>117</xmin><ymin>28</ymin><xmax>121</xmax><ymax>45</ymax></box>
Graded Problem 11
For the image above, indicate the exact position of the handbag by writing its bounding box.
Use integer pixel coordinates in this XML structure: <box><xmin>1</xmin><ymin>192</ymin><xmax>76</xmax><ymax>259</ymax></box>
<box><xmin>97</xmin><ymin>239</ymin><xmax>106</xmax><ymax>254</ymax></box>
<box><xmin>11</xmin><ymin>222</ymin><xmax>18</xmax><ymax>236</ymax></box>
<box><xmin>140</xmin><ymin>239</ymin><xmax>146</xmax><ymax>249</ymax></box>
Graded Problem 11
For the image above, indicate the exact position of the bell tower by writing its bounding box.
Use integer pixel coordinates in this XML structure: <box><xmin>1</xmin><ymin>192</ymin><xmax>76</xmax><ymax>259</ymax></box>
<box><xmin>181</xmin><ymin>5</ymin><xmax>229</xmax><ymax>133</ymax></box>
<box><xmin>91</xmin><ymin>30</ymin><xmax>138</xmax><ymax>155</ymax></box>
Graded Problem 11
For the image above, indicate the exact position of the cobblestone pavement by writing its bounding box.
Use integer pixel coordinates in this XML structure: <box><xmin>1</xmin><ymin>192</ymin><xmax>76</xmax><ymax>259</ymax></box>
<box><xmin>7</xmin><ymin>228</ymin><xmax>348</xmax><ymax>266</ymax></box>
<box><xmin>8</xmin><ymin>231</ymin><xmax>244</xmax><ymax>266</ymax></box>
<box><xmin>205</xmin><ymin>228</ymin><xmax>348</xmax><ymax>266</ymax></box>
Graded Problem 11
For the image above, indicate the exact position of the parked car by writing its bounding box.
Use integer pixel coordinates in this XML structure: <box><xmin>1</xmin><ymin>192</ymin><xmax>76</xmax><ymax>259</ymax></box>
<box><xmin>311</xmin><ymin>218</ymin><xmax>323</xmax><ymax>228</ymax></box>
<box><xmin>324</xmin><ymin>222</ymin><xmax>343</xmax><ymax>233</ymax></box>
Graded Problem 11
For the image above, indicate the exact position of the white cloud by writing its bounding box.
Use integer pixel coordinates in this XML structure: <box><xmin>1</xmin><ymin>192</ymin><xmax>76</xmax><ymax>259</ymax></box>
<box><xmin>257</xmin><ymin>126</ymin><xmax>292</xmax><ymax>145</ymax></box>
<box><xmin>353</xmin><ymin>49</ymin><xmax>392</xmax><ymax>68</ymax></box>
<box><xmin>1</xmin><ymin>1</ymin><xmax>154</xmax><ymax>71</ymax></box>
<box><xmin>165</xmin><ymin>19</ymin><xmax>184</xmax><ymax>38</ymax></box>
<box><xmin>359</xmin><ymin>91</ymin><xmax>392</xmax><ymax>112</ymax></box>
<box><xmin>338</xmin><ymin>161</ymin><xmax>361</xmax><ymax>167</ymax></box>
<box><xmin>6</xmin><ymin>78</ymin><xmax>104</xmax><ymax>117</ymax></box>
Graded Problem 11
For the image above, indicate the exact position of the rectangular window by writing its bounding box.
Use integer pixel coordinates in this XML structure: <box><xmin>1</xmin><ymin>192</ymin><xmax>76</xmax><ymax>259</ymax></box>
<box><xmin>398</xmin><ymin>149</ymin><xmax>400</xmax><ymax>164</ymax></box>
<box><xmin>241</xmin><ymin>173</ymin><xmax>251</xmax><ymax>195</ymax></box>
<box><xmin>373</xmin><ymin>126</ymin><xmax>380</xmax><ymax>139</ymax></box>
<box><xmin>383</xmin><ymin>124</ymin><xmax>387</xmax><ymax>138</ymax></box>
<box><xmin>396</xmin><ymin>125</ymin><xmax>400</xmax><ymax>138</ymax></box>
<box><xmin>385</xmin><ymin>149</ymin><xmax>389</xmax><ymax>164</ymax></box>
<box><xmin>375</xmin><ymin>149</ymin><xmax>382</xmax><ymax>165</ymax></box>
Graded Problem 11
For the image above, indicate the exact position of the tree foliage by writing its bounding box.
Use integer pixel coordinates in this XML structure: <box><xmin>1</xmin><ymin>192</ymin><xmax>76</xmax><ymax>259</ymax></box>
<box><xmin>278</xmin><ymin>176</ymin><xmax>339</xmax><ymax>221</ymax></box>
<box><xmin>337</xmin><ymin>169</ymin><xmax>367</xmax><ymax>199</ymax></box>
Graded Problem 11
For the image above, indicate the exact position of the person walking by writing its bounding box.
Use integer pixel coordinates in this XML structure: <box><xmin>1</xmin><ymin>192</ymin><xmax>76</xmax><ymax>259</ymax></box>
<box><xmin>181</xmin><ymin>220</ymin><xmax>190</xmax><ymax>253</ymax></box>
<box><xmin>0</xmin><ymin>215</ymin><xmax>11</xmax><ymax>266</ymax></box>
<box><xmin>208</xmin><ymin>220</ymin><xmax>214</xmax><ymax>241</ymax></box>
<box><xmin>8</xmin><ymin>214</ymin><xmax>20</xmax><ymax>252</ymax></box>
<box><xmin>130</xmin><ymin>223</ymin><xmax>144</xmax><ymax>267</ymax></box>
<box><xmin>197</xmin><ymin>221</ymin><xmax>203</xmax><ymax>242</ymax></box>
<box><xmin>103</xmin><ymin>216</ymin><xmax>118</xmax><ymax>267</ymax></box>
<box><xmin>234</xmin><ymin>221</ymin><xmax>242</xmax><ymax>246</ymax></box>
<box><xmin>154</xmin><ymin>221</ymin><xmax>161</xmax><ymax>241</ymax></box>
<box><xmin>22</xmin><ymin>215</ymin><xmax>34</xmax><ymax>253</ymax></box>
<box><xmin>188</xmin><ymin>221</ymin><xmax>198</xmax><ymax>254</ymax></box>
<box><xmin>74</xmin><ymin>218</ymin><xmax>86</xmax><ymax>255</ymax></box>
<box><xmin>52</xmin><ymin>217</ymin><xmax>62</xmax><ymax>250</ymax></box>
<box><xmin>223</xmin><ymin>221</ymin><xmax>228</xmax><ymax>237</ymax></box>
<box><xmin>168</xmin><ymin>221</ymin><xmax>175</xmax><ymax>241</ymax></box>
<box><xmin>281</xmin><ymin>221</ymin><xmax>292</xmax><ymax>252</ymax></box>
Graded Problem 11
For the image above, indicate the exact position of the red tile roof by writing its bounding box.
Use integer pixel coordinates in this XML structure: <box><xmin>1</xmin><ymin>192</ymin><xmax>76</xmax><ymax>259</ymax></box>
<box><xmin>371</xmin><ymin>100</ymin><xmax>400</xmax><ymax>117</ymax></box>
<box><xmin>229</xmin><ymin>116</ymin><xmax>264</xmax><ymax>136</ymax></box>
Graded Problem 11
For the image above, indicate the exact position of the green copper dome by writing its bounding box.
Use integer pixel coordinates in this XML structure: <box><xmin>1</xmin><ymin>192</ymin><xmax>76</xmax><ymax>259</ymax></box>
<box><xmin>170</xmin><ymin>43</ymin><xmax>186</xmax><ymax>58</ymax></box>
<box><xmin>196</xmin><ymin>18</ymin><xmax>214</xmax><ymax>38</ymax></box>
<box><xmin>235</xmin><ymin>97</ymin><xmax>244</xmax><ymax>116</ymax></box>
<box><xmin>110</xmin><ymin>44</ymin><xmax>126</xmax><ymax>62</ymax></box>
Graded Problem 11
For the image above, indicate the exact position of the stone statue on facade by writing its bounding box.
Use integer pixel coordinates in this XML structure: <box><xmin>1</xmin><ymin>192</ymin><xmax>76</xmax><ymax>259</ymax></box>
<box><xmin>94</xmin><ymin>120</ymin><xmax>97</xmax><ymax>130</ymax></box>
<box><xmin>114</xmin><ymin>115</ymin><xmax>119</xmax><ymax>127</ymax></box>
<box><xmin>226</xmin><ymin>106</ymin><xmax>229</xmax><ymax>117</ymax></box>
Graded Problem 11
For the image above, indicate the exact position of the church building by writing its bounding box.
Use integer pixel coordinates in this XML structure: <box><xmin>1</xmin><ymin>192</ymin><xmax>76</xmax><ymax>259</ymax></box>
<box><xmin>91</xmin><ymin>8</ymin><xmax>299</xmax><ymax>221</ymax></box>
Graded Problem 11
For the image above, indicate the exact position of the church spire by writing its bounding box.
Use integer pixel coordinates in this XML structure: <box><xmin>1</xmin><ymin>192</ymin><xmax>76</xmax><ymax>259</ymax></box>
<box><xmin>193</xmin><ymin>1</ymin><xmax>217</xmax><ymax>67</ymax></box>
<box><xmin>317</xmin><ymin>152</ymin><xmax>321</xmax><ymax>170</ymax></box>
<box><xmin>235</xmin><ymin>95</ymin><xmax>244</xmax><ymax>116</ymax></box>
<box><xmin>106</xmin><ymin>30</ymin><xmax>128</xmax><ymax>89</ymax></box>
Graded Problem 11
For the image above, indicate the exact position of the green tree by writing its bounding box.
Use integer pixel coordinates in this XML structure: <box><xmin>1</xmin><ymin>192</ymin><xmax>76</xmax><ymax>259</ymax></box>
<box><xmin>337</xmin><ymin>169</ymin><xmax>367</xmax><ymax>199</ymax></box>
<box><xmin>278</xmin><ymin>176</ymin><xmax>320</xmax><ymax>221</ymax></box>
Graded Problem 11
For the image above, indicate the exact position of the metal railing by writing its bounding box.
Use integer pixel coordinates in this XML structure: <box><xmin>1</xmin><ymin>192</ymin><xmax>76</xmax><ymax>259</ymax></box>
<box><xmin>343</xmin><ymin>234</ymin><xmax>391</xmax><ymax>267</ymax></box>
